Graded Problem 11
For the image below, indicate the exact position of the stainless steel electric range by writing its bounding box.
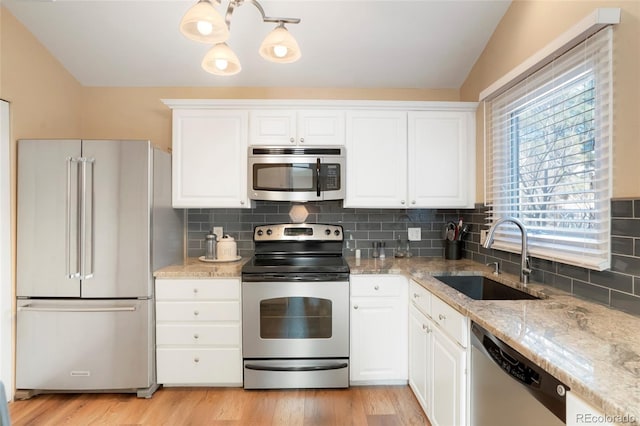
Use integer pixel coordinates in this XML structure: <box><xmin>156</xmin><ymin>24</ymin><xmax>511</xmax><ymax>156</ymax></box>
<box><xmin>241</xmin><ymin>223</ymin><xmax>350</xmax><ymax>389</ymax></box>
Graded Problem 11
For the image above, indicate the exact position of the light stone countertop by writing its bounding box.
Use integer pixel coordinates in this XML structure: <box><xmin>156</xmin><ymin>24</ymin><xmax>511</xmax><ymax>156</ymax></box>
<box><xmin>154</xmin><ymin>256</ymin><xmax>640</xmax><ymax>424</ymax></box>
<box><xmin>154</xmin><ymin>256</ymin><xmax>249</xmax><ymax>278</ymax></box>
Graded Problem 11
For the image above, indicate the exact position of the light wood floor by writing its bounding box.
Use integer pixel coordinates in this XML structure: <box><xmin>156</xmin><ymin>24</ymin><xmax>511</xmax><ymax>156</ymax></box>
<box><xmin>8</xmin><ymin>386</ymin><xmax>431</xmax><ymax>426</ymax></box>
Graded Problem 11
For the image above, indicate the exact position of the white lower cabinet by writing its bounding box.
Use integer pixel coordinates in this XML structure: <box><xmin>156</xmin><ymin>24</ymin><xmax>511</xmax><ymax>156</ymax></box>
<box><xmin>155</xmin><ymin>278</ymin><xmax>242</xmax><ymax>386</ymax></box>
<box><xmin>409</xmin><ymin>279</ymin><xmax>469</xmax><ymax>426</ymax></box>
<box><xmin>566</xmin><ymin>391</ymin><xmax>616</xmax><ymax>426</ymax></box>
<box><xmin>350</xmin><ymin>275</ymin><xmax>408</xmax><ymax>384</ymax></box>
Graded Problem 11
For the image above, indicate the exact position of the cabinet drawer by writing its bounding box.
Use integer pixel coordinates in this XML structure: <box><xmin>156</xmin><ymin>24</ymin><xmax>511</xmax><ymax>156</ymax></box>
<box><xmin>409</xmin><ymin>280</ymin><xmax>431</xmax><ymax>317</ymax></box>
<box><xmin>156</xmin><ymin>323</ymin><xmax>240</xmax><ymax>346</ymax></box>
<box><xmin>350</xmin><ymin>275</ymin><xmax>405</xmax><ymax>297</ymax></box>
<box><xmin>156</xmin><ymin>301</ymin><xmax>240</xmax><ymax>322</ymax></box>
<box><xmin>156</xmin><ymin>279</ymin><xmax>240</xmax><ymax>301</ymax></box>
<box><xmin>431</xmin><ymin>296</ymin><xmax>468</xmax><ymax>347</ymax></box>
<box><xmin>156</xmin><ymin>348</ymin><xmax>242</xmax><ymax>385</ymax></box>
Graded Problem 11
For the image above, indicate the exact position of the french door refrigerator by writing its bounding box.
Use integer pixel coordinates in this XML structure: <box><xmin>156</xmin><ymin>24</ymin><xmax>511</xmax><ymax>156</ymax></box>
<box><xmin>16</xmin><ymin>139</ymin><xmax>183</xmax><ymax>398</ymax></box>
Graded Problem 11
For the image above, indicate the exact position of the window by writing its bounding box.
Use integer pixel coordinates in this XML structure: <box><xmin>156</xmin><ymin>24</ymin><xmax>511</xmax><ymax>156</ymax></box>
<box><xmin>485</xmin><ymin>27</ymin><xmax>612</xmax><ymax>270</ymax></box>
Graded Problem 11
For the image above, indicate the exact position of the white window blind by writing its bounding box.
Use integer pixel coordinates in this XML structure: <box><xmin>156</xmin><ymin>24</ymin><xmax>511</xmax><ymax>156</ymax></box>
<box><xmin>484</xmin><ymin>27</ymin><xmax>612</xmax><ymax>271</ymax></box>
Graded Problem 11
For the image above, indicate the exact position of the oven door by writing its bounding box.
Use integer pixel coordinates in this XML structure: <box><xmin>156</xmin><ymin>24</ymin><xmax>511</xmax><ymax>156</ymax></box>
<box><xmin>242</xmin><ymin>280</ymin><xmax>349</xmax><ymax>358</ymax></box>
<box><xmin>248</xmin><ymin>155</ymin><xmax>345</xmax><ymax>202</ymax></box>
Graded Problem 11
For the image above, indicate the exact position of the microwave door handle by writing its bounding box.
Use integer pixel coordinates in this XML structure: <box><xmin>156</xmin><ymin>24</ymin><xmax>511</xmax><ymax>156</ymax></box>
<box><xmin>316</xmin><ymin>158</ymin><xmax>321</xmax><ymax>197</ymax></box>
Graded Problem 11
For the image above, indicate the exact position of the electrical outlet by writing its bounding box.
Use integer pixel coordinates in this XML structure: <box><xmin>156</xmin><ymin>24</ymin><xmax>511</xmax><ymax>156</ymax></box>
<box><xmin>408</xmin><ymin>227</ymin><xmax>421</xmax><ymax>241</ymax></box>
<box><xmin>213</xmin><ymin>227</ymin><xmax>223</xmax><ymax>239</ymax></box>
<box><xmin>480</xmin><ymin>229</ymin><xmax>488</xmax><ymax>245</ymax></box>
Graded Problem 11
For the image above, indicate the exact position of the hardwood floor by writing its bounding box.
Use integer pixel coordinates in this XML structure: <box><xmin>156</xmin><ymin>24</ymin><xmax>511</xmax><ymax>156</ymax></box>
<box><xmin>8</xmin><ymin>386</ymin><xmax>431</xmax><ymax>426</ymax></box>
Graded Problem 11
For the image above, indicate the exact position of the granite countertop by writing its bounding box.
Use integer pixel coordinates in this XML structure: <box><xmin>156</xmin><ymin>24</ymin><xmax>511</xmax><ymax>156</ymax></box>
<box><xmin>154</xmin><ymin>256</ymin><xmax>249</xmax><ymax>278</ymax></box>
<box><xmin>154</xmin><ymin>256</ymin><xmax>640</xmax><ymax>423</ymax></box>
<box><xmin>351</xmin><ymin>257</ymin><xmax>640</xmax><ymax>425</ymax></box>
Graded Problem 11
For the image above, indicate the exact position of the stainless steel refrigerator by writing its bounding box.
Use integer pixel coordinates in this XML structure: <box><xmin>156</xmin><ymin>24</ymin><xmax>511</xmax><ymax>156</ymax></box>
<box><xmin>16</xmin><ymin>139</ymin><xmax>183</xmax><ymax>398</ymax></box>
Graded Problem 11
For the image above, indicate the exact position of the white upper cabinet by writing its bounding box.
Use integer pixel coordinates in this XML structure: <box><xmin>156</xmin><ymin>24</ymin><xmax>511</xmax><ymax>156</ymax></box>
<box><xmin>345</xmin><ymin>105</ymin><xmax>476</xmax><ymax>208</ymax></box>
<box><xmin>171</xmin><ymin>109</ymin><xmax>252</xmax><ymax>208</ymax></box>
<box><xmin>408</xmin><ymin>111</ymin><xmax>475</xmax><ymax>208</ymax></box>
<box><xmin>345</xmin><ymin>111</ymin><xmax>408</xmax><ymax>208</ymax></box>
<box><xmin>249</xmin><ymin>109</ymin><xmax>345</xmax><ymax>146</ymax></box>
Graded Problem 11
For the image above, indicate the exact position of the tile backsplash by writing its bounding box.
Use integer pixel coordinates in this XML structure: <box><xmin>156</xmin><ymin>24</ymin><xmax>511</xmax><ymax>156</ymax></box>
<box><xmin>186</xmin><ymin>201</ymin><xmax>467</xmax><ymax>259</ymax></box>
<box><xmin>186</xmin><ymin>199</ymin><xmax>640</xmax><ymax>316</ymax></box>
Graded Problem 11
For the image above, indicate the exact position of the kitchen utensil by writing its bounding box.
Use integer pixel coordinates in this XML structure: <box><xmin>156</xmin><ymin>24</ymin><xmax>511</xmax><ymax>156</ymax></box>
<box><xmin>372</xmin><ymin>241</ymin><xmax>380</xmax><ymax>258</ymax></box>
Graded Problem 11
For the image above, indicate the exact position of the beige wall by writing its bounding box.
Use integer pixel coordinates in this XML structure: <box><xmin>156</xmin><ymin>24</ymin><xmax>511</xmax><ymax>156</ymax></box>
<box><xmin>461</xmin><ymin>0</ymin><xmax>640</xmax><ymax>200</ymax></box>
<box><xmin>0</xmin><ymin>8</ymin><xmax>83</xmax><ymax>139</ymax></box>
<box><xmin>80</xmin><ymin>87</ymin><xmax>460</xmax><ymax>151</ymax></box>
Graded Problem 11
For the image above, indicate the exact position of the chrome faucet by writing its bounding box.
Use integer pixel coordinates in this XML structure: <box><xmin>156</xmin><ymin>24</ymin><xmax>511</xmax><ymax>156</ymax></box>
<box><xmin>483</xmin><ymin>217</ymin><xmax>532</xmax><ymax>285</ymax></box>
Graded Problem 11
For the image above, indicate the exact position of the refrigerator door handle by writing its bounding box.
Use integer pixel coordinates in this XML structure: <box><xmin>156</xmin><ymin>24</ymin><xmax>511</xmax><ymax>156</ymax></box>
<box><xmin>18</xmin><ymin>305</ymin><xmax>137</xmax><ymax>313</ymax></box>
<box><xmin>66</xmin><ymin>157</ymin><xmax>81</xmax><ymax>279</ymax></box>
<box><xmin>79</xmin><ymin>157</ymin><xmax>96</xmax><ymax>280</ymax></box>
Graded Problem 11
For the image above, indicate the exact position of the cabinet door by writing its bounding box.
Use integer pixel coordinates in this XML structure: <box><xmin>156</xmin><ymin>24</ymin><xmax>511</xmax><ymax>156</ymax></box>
<box><xmin>249</xmin><ymin>110</ymin><xmax>297</xmax><ymax>145</ymax></box>
<box><xmin>345</xmin><ymin>111</ymin><xmax>408</xmax><ymax>207</ymax></box>
<box><xmin>297</xmin><ymin>110</ymin><xmax>345</xmax><ymax>146</ymax></box>
<box><xmin>408</xmin><ymin>111</ymin><xmax>475</xmax><ymax>208</ymax></box>
<box><xmin>409</xmin><ymin>304</ymin><xmax>432</xmax><ymax>415</ymax></box>
<box><xmin>350</xmin><ymin>296</ymin><xmax>408</xmax><ymax>383</ymax></box>
<box><xmin>566</xmin><ymin>392</ymin><xmax>613</xmax><ymax>426</ymax></box>
<box><xmin>172</xmin><ymin>109</ymin><xmax>250</xmax><ymax>208</ymax></box>
<box><xmin>431</xmin><ymin>326</ymin><xmax>467</xmax><ymax>426</ymax></box>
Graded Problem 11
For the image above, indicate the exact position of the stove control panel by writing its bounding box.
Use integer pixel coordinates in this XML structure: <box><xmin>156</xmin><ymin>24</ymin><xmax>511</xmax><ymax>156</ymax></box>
<box><xmin>254</xmin><ymin>223</ymin><xmax>343</xmax><ymax>242</ymax></box>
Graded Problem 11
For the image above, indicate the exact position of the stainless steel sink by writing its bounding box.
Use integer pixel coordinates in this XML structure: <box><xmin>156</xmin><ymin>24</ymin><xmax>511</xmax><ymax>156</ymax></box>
<box><xmin>433</xmin><ymin>275</ymin><xmax>540</xmax><ymax>300</ymax></box>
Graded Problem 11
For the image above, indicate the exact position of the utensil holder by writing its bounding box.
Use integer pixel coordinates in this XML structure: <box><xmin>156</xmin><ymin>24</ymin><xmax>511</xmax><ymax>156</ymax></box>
<box><xmin>444</xmin><ymin>240</ymin><xmax>462</xmax><ymax>260</ymax></box>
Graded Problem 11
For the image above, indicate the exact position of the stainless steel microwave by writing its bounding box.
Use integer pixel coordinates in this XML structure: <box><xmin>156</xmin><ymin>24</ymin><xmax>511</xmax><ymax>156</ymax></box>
<box><xmin>248</xmin><ymin>147</ymin><xmax>345</xmax><ymax>202</ymax></box>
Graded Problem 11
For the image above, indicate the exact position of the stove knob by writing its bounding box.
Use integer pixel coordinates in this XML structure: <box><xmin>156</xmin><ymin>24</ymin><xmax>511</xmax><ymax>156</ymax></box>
<box><xmin>325</xmin><ymin>229</ymin><xmax>331</xmax><ymax>235</ymax></box>
<box><xmin>266</xmin><ymin>229</ymin><xmax>273</xmax><ymax>236</ymax></box>
<box><xmin>334</xmin><ymin>229</ymin><xmax>341</xmax><ymax>236</ymax></box>
<box><xmin>257</xmin><ymin>229</ymin><xmax>263</xmax><ymax>236</ymax></box>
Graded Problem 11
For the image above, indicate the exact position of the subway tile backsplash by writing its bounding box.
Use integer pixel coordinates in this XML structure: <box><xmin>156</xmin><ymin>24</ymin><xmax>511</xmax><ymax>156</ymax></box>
<box><xmin>186</xmin><ymin>199</ymin><xmax>640</xmax><ymax>317</ymax></box>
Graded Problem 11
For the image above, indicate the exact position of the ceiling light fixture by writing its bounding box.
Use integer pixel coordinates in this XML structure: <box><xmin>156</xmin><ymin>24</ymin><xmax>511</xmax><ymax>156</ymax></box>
<box><xmin>180</xmin><ymin>0</ymin><xmax>301</xmax><ymax>76</ymax></box>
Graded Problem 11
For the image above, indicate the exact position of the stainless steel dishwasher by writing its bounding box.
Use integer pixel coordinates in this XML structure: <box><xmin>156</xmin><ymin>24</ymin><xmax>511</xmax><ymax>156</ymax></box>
<box><xmin>471</xmin><ymin>322</ymin><xmax>568</xmax><ymax>426</ymax></box>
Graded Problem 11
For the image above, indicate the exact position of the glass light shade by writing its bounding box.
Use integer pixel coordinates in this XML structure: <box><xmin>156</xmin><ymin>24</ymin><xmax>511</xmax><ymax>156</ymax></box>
<box><xmin>202</xmin><ymin>43</ymin><xmax>241</xmax><ymax>76</ymax></box>
<box><xmin>180</xmin><ymin>0</ymin><xmax>229</xmax><ymax>44</ymax></box>
<box><xmin>259</xmin><ymin>24</ymin><xmax>301</xmax><ymax>64</ymax></box>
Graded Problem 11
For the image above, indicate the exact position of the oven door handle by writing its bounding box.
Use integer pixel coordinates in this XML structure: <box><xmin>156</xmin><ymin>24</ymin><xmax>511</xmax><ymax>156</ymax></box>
<box><xmin>245</xmin><ymin>362</ymin><xmax>348</xmax><ymax>372</ymax></box>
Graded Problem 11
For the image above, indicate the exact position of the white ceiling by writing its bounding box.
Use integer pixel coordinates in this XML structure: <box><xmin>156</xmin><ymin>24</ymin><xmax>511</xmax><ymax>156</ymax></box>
<box><xmin>3</xmin><ymin>0</ymin><xmax>511</xmax><ymax>88</ymax></box>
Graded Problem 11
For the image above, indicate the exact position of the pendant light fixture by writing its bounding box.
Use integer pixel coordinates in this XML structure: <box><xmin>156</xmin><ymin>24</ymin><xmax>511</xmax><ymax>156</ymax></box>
<box><xmin>179</xmin><ymin>0</ymin><xmax>301</xmax><ymax>76</ymax></box>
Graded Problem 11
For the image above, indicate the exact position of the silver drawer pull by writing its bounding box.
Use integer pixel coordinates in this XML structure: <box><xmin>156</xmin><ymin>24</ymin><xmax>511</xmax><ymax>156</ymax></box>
<box><xmin>413</xmin><ymin>293</ymin><xmax>420</xmax><ymax>298</ymax></box>
<box><xmin>439</xmin><ymin>314</ymin><xmax>446</xmax><ymax>321</ymax></box>
<box><xmin>194</xmin><ymin>310</ymin><xmax>199</xmax><ymax>316</ymax></box>
<box><xmin>353</xmin><ymin>305</ymin><xmax>358</xmax><ymax>310</ymax></box>
<box><xmin>193</xmin><ymin>357</ymin><xmax>200</xmax><ymax>363</ymax></box>
<box><xmin>374</xmin><ymin>285</ymin><xmax>379</xmax><ymax>290</ymax></box>
<box><xmin>193</xmin><ymin>334</ymin><xmax>199</xmax><ymax>340</ymax></box>
<box><xmin>193</xmin><ymin>288</ymin><xmax>198</xmax><ymax>294</ymax></box>
<box><xmin>422</xmin><ymin>324</ymin><xmax>432</xmax><ymax>333</ymax></box>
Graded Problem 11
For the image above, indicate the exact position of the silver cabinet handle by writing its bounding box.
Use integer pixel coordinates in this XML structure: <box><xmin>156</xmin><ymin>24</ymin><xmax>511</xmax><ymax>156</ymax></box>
<box><xmin>300</xmin><ymin>137</ymin><xmax>305</xmax><ymax>143</ymax></box>
<box><xmin>439</xmin><ymin>314</ymin><xmax>446</xmax><ymax>321</ymax></box>
<box><xmin>289</xmin><ymin>137</ymin><xmax>295</xmax><ymax>143</ymax></box>
<box><xmin>193</xmin><ymin>334</ymin><xmax>199</xmax><ymax>340</ymax></box>
<box><xmin>194</xmin><ymin>310</ymin><xmax>199</xmax><ymax>316</ymax></box>
<box><xmin>193</xmin><ymin>288</ymin><xmax>199</xmax><ymax>294</ymax></box>
<box><xmin>353</xmin><ymin>305</ymin><xmax>358</xmax><ymax>310</ymax></box>
<box><xmin>193</xmin><ymin>357</ymin><xmax>200</xmax><ymax>363</ymax></box>
<box><xmin>413</xmin><ymin>293</ymin><xmax>420</xmax><ymax>298</ymax></box>
<box><xmin>412</xmin><ymin>200</ymin><xmax>416</xmax><ymax>205</ymax></box>
<box><xmin>374</xmin><ymin>285</ymin><xmax>379</xmax><ymax>290</ymax></box>
<box><xmin>401</xmin><ymin>200</ymin><xmax>406</xmax><ymax>205</ymax></box>
<box><xmin>422</xmin><ymin>324</ymin><xmax>432</xmax><ymax>333</ymax></box>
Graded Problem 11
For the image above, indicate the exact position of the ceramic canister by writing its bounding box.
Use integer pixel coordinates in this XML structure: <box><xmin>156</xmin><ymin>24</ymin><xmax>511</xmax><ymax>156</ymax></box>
<box><xmin>217</xmin><ymin>234</ymin><xmax>237</xmax><ymax>260</ymax></box>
